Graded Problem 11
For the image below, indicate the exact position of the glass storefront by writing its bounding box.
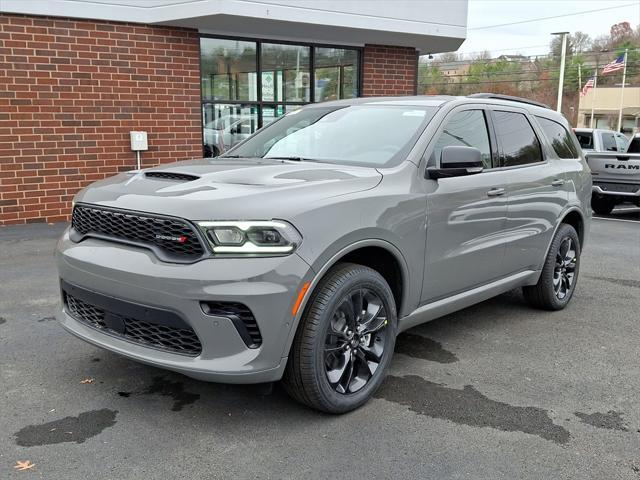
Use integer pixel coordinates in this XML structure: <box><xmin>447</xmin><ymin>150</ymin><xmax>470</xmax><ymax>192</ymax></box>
<box><xmin>200</xmin><ymin>37</ymin><xmax>360</xmax><ymax>156</ymax></box>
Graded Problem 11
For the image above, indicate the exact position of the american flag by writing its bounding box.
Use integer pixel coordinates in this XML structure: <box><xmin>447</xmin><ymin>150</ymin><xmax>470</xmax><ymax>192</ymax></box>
<box><xmin>581</xmin><ymin>76</ymin><xmax>595</xmax><ymax>97</ymax></box>
<box><xmin>602</xmin><ymin>55</ymin><xmax>625</xmax><ymax>74</ymax></box>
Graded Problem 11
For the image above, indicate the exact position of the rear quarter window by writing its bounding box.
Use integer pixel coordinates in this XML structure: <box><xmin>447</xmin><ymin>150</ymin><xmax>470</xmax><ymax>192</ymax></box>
<box><xmin>536</xmin><ymin>116</ymin><xmax>580</xmax><ymax>159</ymax></box>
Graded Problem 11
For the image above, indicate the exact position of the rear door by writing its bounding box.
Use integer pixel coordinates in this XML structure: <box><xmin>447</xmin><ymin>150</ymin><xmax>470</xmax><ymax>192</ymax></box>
<box><xmin>488</xmin><ymin>108</ymin><xmax>568</xmax><ymax>274</ymax></box>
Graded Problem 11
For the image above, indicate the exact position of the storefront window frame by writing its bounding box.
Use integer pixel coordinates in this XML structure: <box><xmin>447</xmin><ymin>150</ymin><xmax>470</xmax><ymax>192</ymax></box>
<box><xmin>199</xmin><ymin>34</ymin><xmax>363</xmax><ymax>157</ymax></box>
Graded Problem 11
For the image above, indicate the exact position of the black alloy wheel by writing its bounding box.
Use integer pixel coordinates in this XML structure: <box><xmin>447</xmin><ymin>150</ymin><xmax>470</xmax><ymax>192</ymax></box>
<box><xmin>553</xmin><ymin>237</ymin><xmax>577</xmax><ymax>300</ymax></box>
<box><xmin>324</xmin><ymin>288</ymin><xmax>389</xmax><ymax>394</ymax></box>
<box><xmin>523</xmin><ymin>223</ymin><xmax>581</xmax><ymax>310</ymax></box>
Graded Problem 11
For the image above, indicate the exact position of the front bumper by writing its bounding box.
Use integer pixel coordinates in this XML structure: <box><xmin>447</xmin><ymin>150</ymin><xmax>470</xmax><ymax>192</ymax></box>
<box><xmin>55</xmin><ymin>228</ymin><xmax>313</xmax><ymax>383</ymax></box>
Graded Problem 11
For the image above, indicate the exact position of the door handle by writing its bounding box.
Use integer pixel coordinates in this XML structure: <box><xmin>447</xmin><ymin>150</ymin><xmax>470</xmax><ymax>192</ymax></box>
<box><xmin>551</xmin><ymin>179</ymin><xmax>565</xmax><ymax>187</ymax></box>
<box><xmin>487</xmin><ymin>187</ymin><xmax>506</xmax><ymax>197</ymax></box>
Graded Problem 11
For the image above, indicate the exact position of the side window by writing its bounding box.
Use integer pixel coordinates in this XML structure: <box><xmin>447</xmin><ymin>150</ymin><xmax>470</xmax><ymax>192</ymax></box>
<box><xmin>493</xmin><ymin>111</ymin><xmax>543</xmax><ymax>167</ymax></box>
<box><xmin>576</xmin><ymin>132</ymin><xmax>593</xmax><ymax>149</ymax></box>
<box><xmin>615</xmin><ymin>134</ymin><xmax>628</xmax><ymax>152</ymax></box>
<box><xmin>602</xmin><ymin>132</ymin><xmax>617</xmax><ymax>151</ymax></box>
<box><xmin>432</xmin><ymin>110</ymin><xmax>492</xmax><ymax>168</ymax></box>
<box><xmin>536</xmin><ymin>116</ymin><xmax>579</xmax><ymax>159</ymax></box>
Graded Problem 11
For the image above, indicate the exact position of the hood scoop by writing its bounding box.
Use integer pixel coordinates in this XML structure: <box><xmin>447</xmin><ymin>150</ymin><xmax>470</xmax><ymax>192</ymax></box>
<box><xmin>145</xmin><ymin>171</ymin><xmax>200</xmax><ymax>182</ymax></box>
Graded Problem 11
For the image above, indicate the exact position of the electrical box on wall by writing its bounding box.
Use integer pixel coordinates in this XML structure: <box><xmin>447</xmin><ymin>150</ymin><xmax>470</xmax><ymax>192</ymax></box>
<box><xmin>130</xmin><ymin>131</ymin><xmax>148</xmax><ymax>151</ymax></box>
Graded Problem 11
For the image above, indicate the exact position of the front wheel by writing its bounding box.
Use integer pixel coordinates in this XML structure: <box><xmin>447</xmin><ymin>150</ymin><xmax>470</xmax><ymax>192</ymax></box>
<box><xmin>283</xmin><ymin>263</ymin><xmax>397</xmax><ymax>413</ymax></box>
<box><xmin>523</xmin><ymin>224</ymin><xmax>580</xmax><ymax>310</ymax></box>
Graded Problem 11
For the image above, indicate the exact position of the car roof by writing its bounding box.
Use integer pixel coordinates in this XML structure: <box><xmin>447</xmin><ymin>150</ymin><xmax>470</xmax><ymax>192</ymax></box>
<box><xmin>308</xmin><ymin>94</ymin><xmax>564</xmax><ymax>122</ymax></box>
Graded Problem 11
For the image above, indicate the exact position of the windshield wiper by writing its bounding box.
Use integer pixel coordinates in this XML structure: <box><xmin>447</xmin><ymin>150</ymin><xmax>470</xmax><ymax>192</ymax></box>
<box><xmin>218</xmin><ymin>154</ymin><xmax>241</xmax><ymax>158</ymax></box>
<box><xmin>265</xmin><ymin>156</ymin><xmax>304</xmax><ymax>161</ymax></box>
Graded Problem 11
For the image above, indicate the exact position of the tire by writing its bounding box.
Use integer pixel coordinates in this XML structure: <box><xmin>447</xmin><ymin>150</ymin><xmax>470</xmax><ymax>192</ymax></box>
<box><xmin>591</xmin><ymin>195</ymin><xmax>615</xmax><ymax>215</ymax></box>
<box><xmin>523</xmin><ymin>224</ymin><xmax>581</xmax><ymax>311</ymax></box>
<box><xmin>282</xmin><ymin>263</ymin><xmax>397</xmax><ymax>413</ymax></box>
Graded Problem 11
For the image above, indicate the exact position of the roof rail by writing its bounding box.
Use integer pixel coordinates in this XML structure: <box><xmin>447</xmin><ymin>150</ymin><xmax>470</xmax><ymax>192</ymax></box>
<box><xmin>467</xmin><ymin>93</ymin><xmax>551</xmax><ymax>110</ymax></box>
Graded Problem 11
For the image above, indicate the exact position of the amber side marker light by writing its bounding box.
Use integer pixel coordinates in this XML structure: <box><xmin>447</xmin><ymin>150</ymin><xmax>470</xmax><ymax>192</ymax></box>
<box><xmin>292</xmin><ymin>282</ymin><xmax>311</xmax><ymax>316</ymax></box>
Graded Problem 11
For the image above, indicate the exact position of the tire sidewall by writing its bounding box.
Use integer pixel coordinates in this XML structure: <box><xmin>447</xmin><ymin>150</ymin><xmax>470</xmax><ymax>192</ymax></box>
<box><xmin>311</xmin><ymin>266</ymin><xmax>397</xmax><ymax>412</ymax></box>
<box><xmin>544</xmin><ymin>224</ymin><xmax>581</xmax><ymax>309</ymax></box>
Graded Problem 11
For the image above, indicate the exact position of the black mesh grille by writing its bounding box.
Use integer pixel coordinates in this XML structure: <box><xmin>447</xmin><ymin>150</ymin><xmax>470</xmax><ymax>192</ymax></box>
<box><xmin>201</xmin><ymin>301</ymin><xmax>262</xmax><ymax>348</ymax></box>
<box><xmin>145</xmin><ymin>171</ymin><xmax>200</xmax><ymax>182</ymax></box>
<box><xmin>65</xmin><ymin>292</ymin><xmax>202</xmax><ymax>356</ymax></box>
<box><xmin>71</xmin><ymin>204</ymin><xmax>206</xmax><ymax>261</ymax></box>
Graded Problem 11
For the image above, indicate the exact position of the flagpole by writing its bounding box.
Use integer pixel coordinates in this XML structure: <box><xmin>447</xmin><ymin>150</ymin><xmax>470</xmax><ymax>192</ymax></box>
<box><xmin>616</xmin><ymin>48</ymin><xmax>628</xmax><ymax>132</ymax></box>
<box><xmin>590</xmin><ymin>70</ymin><xmax>598</xmax><ymax>128</ymax></box>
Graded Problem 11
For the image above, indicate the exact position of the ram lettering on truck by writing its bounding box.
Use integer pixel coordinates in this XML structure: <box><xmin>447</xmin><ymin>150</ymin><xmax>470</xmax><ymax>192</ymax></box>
<box><xmin>586</xmin><ymin>151</ymin><xmax>640</xmax><ymax>214</ymax></box>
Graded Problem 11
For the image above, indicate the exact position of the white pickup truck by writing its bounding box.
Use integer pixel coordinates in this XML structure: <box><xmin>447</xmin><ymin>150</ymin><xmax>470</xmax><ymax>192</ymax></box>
<box><xmin>586</xmin><ymin>137</ymin><xmax>640</xmax><ymax>214</ymax></box>
<box><xmin>574</xmin><ymin>128</ymin><xmax>629</xmax><ymax>153</ymax></box>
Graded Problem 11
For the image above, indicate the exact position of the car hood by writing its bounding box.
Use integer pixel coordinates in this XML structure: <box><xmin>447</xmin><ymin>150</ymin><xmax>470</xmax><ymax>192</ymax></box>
<box><xmin>75</xmin><ymin>158</ymin><xmax>382</xmax><ymax>220</ymax></box>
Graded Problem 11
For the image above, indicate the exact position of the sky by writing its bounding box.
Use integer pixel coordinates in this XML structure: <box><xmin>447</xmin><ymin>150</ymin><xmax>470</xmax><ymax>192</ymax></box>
<box><xmin>457</xmin><ymin>0</ymin><xmax>640</xmax><ymax>57</ymax></box>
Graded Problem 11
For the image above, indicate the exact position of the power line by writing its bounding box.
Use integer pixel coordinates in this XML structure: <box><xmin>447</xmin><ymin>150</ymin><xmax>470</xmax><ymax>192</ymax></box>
<box><xmin>421</xmin><ymin>62</ymin><xmax>640</xmax><ymax>78</ymax></box>
<box><xmin>469</xmin><ymin>3</ymin><xmax>640</xmax><ymax>30</ymax></box>
<box><xmin>420</xmin><ymin>46</ymin><xmax>640</xmax><ymax>66</ymax></box>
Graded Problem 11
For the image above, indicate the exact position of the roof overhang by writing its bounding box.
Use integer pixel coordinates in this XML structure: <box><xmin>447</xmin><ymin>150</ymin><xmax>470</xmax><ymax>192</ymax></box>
<box><xmin>1</xmin><ymin>0</ymin><xmax>467</xmax><ymax>52</ymax></box>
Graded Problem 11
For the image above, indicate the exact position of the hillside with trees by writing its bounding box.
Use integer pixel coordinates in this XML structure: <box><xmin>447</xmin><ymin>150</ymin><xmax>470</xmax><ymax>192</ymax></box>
<box><xmin>418</xmin><ymin>22</ymin><xmax>640</xmax><ymax>125</ymax></box>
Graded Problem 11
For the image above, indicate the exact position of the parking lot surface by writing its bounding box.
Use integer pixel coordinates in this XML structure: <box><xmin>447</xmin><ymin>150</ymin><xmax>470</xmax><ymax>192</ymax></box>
<box><xmin>1</xmin><ymin>209</ymin><xmax>639</xmax><ymax>479</ymax></box>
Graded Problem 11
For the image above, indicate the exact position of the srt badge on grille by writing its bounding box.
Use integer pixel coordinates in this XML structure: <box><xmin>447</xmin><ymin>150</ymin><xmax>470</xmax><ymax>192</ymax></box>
<box><xmin>155</xmin><ymin>234</ymin><xmax>188</xmax><ymax>243</ymax></box>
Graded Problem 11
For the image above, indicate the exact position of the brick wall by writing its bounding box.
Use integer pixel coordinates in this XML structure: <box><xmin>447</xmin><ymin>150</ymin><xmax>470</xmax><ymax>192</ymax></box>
<box><xmin>362</xmin><ymin>44</ymin><xmax>418</xmax><ymax>97</ymax></box>
<box><xmin>0</xmin><ymin>14</ymin><xmax>201</xmax><ymax>225</ymax></box>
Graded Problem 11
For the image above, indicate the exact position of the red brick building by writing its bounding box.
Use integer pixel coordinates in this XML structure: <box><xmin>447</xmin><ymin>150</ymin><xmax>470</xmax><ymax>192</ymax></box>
<box><xmin>0</xmin><ymin>1</ymin><xmax>467</xmax><ymax>225</ymax></box>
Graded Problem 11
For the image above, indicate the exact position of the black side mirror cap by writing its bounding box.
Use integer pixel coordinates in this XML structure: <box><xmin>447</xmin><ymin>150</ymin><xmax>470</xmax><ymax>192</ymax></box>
<box><xmin>427</xmin><ymin>146</ymin><xmax>484</xmax><ymax>179</ymax></box>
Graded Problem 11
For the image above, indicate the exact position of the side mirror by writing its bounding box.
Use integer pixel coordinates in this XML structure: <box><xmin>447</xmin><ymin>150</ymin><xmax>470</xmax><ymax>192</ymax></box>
<box><xmin>427</xmin><ymin>146</ymin><xmax>484</xmax><ymax>179</ymax></box>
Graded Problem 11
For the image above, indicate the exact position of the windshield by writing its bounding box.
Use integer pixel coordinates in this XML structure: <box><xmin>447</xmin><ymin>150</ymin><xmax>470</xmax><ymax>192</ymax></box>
<box><xmin>221</xmin><ymin>105</ymin><xmax>438</xmax><ymax>167</ymax></box>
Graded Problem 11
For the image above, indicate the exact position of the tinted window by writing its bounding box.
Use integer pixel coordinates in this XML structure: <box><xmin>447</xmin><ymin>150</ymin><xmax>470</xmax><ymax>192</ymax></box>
<box><xmin>432</xmin><ymin>110</ymin><xmax>492</xmax><ymax>168</ymax></box>
<box><xmin>493</xmin><ymin>111</ymin><xmax>543</xmax><ymax>167</ymax></box>
<box><xmin>575</xmin><ymin>131</ymin><xmax>593</xmax><ymax>149</ymax></box>
<box><xmin>536</xmin><ymin>116</ymin><xmax>579</xmax><ymax>159</ymax></box>
<box><xmin>602</xmin><ymin>132</ymin><xmax>617</xmax><ymax>151</ymax></box>
<box><xmin>628</xmin><ymin>136</ymin><xmax>640</xmax><ymax>153</ymax></box>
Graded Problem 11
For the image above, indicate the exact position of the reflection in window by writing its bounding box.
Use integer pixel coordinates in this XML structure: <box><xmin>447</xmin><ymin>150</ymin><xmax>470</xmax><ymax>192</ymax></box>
<box><xmin>432</xmin><ymin>110</ymin><xmax>492</xmax><ymax>168</ymax></box>
<box><xmin>200</xmin><ymin>38</ymin><xmax>257</xmax><ymax>101</ymax></box>
<box><xmin>261</xmin><ymin>104</ymin><xmax>302</xmax><ymax>127</ymax></box>
<box><xmin>202</xmin><ymin>104</ymin><xmax>258</xmax><ymax>157</ymax></box>
<box><xmin>493</xmin><ymin>111</ymin><xmax>543</xmax><ymax>167</ymax></box>
<box><xmin>536</xmin><ymin>117</ymin><xmax>579</xmax><ymax>159</ymax></box>
<box><xmin>261</xmin><ymin>43</ymin><xmax>310</xmax><ymax>102</ymax></box>
<box><xmin>314</xmin><ymin>48</ymin><xmax>359</xmax><ymax>102</ymax></box>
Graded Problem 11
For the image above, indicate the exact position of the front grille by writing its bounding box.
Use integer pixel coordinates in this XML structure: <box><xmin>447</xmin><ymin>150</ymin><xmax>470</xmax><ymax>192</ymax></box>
<box><xmin>201</xmin><ymin>301</ymin><xmax>262</xmax><ymax>348</ymax></box>
<box><xmin>594</xmin><ymin>182</ymin><xmax>639</xmax><ymax>194</ymax></box>
<box><xmin>145</xmin><ymin>171</ymin><xmax>200</xmax><ymax>182</ymax></box>
<box><xmin>65</xmin><ymin>291</ymin><xmax>202</xmax><ymax>356</ymax></box>
<box><xmin>71</xmin><ymin>204</ymin><xmax>206</xmax><ymax>262</ymax></box>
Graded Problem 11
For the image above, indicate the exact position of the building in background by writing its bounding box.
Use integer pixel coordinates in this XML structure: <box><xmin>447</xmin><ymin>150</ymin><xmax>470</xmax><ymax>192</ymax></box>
<box><xmin>0</xmin><ymin>0</ymin><xmax>468</xmax><ymax>224</ymax></box>
<box><xmin>577</xmin><ymin>86</ymin><xmax>640</xmax><ymax>134</ymax></box>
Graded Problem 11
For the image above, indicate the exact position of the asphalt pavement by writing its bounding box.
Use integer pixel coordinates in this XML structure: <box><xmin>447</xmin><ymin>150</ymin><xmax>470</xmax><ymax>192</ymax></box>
<box><xmin>1</xmin><ymin>208</ymin><xmax>639</xmax><ymax>479</ymax></box>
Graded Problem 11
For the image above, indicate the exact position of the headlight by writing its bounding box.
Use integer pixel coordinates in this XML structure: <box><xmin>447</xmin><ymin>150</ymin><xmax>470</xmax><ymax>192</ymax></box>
<box><xmin>196</xmin><ymin>220</ymin><xmax>302</xmax><ymax>255</ymax></box>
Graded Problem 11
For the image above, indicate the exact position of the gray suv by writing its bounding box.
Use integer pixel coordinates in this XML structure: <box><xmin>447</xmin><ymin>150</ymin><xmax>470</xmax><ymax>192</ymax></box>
<box><xmin>56</xmin><ymin>94</ymin><xmax>591</xmax><ymax>413</ymax></box>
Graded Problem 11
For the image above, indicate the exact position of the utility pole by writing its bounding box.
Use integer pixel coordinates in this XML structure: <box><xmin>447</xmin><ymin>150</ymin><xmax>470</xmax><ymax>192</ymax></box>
<box><xmin>552</xmin><ymin>31</ymin><xmax>569</xmax><ymax>113</ymax></box>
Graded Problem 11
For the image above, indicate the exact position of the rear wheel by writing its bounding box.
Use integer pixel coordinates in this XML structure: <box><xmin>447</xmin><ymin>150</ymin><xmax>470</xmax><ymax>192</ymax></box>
<box><xmin>523</xmin><ymin>224</ymin><xmax>580</xmax><ymax>310</ymax></box>
<box><xmin>591</xmin><ymin>195</ymin><xmax>615</xmax><ymax>215</ymax></box>
<box><xmin>283</xmin><ymin>263</ymin><xmax>397</xmax><ymax>413</ymax></box>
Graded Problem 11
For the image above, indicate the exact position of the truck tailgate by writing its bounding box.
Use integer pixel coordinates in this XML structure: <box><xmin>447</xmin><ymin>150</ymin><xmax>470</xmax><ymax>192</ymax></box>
<box><xmin>586</xmin><ymin>152</ymin><xmax>640</xmax><ymax>183</ymax></box>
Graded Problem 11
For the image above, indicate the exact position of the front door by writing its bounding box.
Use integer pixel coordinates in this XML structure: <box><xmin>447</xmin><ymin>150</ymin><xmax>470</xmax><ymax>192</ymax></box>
<box><xmin>422</xmin><ymin>108</ymin><xmax>510</xmax><ymax>303</ymax></box>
